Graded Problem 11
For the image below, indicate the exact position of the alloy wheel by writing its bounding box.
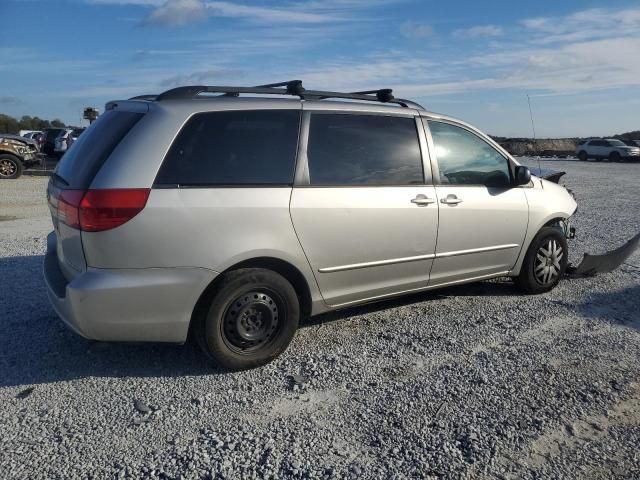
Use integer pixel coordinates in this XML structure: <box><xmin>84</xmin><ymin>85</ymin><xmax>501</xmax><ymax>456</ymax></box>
<box><xmin>0</xmin><ymin>159</ymin><xmax>17</xmax><ymax>177</ymax></box>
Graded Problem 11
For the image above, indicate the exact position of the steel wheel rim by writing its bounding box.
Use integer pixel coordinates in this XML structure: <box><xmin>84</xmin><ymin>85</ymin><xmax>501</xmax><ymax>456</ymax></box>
<box><xmin>534</xmin><ymin>239</ymin><xmax>563</xmax><ymax>285</ymax></box>
<box><xmin>0</xmin><ymin>159</ymin><xmax>17</xmax><ymax>177</ymax></box>
<box><xmin>222</xmin><ymin>290</ymin><xmax>282</xmax><ymax>353</ymax></box>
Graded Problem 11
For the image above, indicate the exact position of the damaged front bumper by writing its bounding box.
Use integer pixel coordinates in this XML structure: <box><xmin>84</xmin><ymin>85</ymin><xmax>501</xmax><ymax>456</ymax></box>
<box><xmin>567</xmin><ymin>232</ymin><xmax>640</xmax><ymax>277</ymax></box>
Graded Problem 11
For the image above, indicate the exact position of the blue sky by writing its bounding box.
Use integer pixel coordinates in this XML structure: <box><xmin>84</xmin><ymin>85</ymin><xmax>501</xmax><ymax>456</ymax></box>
<box><xmin>1</xmin><ymin>0</ymin><xmax>639</xmax><ymax>137</ymax></box>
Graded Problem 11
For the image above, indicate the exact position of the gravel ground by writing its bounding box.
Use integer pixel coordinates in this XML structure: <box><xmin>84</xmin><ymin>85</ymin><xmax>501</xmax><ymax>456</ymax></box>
<box><xmin>1</xmin><ymin>159</ymin><xmax>639</xmax><ymax>479</ymax></box>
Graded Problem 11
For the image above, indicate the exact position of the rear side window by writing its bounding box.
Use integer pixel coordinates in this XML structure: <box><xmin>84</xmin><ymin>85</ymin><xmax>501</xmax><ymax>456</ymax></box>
<box><xmin>155</xmin><ymin>110</ymin><xmax>300</xmax><ymax>186</ymax></box>
<box><xmin>55</xmin><ymin>111</ymin><xmax>143</xmax><ymax>188</ymax></box>
<box><xmin>306</xmin><ymin>114</ymin><xmax>423</xmax><ymax>186</ymax></box>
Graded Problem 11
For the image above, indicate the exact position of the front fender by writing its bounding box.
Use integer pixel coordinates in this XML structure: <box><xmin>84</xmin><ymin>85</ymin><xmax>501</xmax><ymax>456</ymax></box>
<box><xmin>511</xmin><ymin>178</ymin><xmax>577</xmax><ymax>276</ymax></box>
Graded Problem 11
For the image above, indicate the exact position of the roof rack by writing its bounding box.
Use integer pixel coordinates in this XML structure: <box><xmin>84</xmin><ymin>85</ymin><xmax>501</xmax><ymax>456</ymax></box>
<box><xmin>132</xmin><ymin>80</ymin><xmax>424</xmax><ymax>109</ymax></box>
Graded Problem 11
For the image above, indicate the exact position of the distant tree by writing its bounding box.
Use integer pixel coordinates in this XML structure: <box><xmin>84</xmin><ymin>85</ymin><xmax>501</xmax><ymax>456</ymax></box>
<box><xmin>51</xmin><ymin>119</ymin><xmax>66</xmax><ymax>128</ymax></box>
<box><xmin>19</xmin><ymin>115</ymin><xmax>35</xmax><ymax>130</ymax></box>
<box><xmin>0</xmin><ymin>114</ymin><xmax>20</xmax><ymax>134</ymax></box>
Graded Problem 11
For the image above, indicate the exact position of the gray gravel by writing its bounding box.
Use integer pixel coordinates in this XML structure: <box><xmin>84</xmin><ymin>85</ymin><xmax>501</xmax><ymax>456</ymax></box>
<box><xmin>1</xmin><ymin>159</ymin><xmax>639</xmax><ymax>479</ymax></box>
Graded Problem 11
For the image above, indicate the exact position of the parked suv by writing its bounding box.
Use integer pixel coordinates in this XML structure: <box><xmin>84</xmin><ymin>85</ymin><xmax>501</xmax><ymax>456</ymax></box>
<box><xmin>44</xmin><ymin>81</ymin><xmax>577</xmax><ymax>370</ymax></box>
<box><xmin>0</xmin><ymin>135</ymin><xmax>40</xmax><ymax>179</ymax></box>
<box><xmin>42</xmin><ymin>127</ymin><xmax>68</xmax><ymax>156</ymax></box>
<box><xmin>54</xmin><ymin>128</ymin><xmax>85</xmax><ymax>156</ymax></box>
<box><xmin>576</xmin><ymin>138</ymin><xmax>640</xmax><ymax>162</ymax></box>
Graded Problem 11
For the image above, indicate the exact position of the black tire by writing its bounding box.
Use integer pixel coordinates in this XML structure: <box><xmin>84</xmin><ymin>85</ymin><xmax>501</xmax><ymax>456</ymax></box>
<box><xmin>609</xmin><ymin>151</ymin><xmax>622</xmax><ymax>163</ymax></box>
<box><xmin>197</xmin><ymin>268</ymin><xmax>300</xmax><ymax>370</ymax></box>
<box><xmin>577</xmin><ymin>151</ymin><xmax>588</xmax><ymax>161</ymax></box>
<box><xmin>0</xmin><ymin>154</ymin><xmax>23</xmax><ymax>179</ymax></box>
<box><xmin>514</xmin><ymin>226</ymin><xmax>568</xmax><ymax>294</ymax></box>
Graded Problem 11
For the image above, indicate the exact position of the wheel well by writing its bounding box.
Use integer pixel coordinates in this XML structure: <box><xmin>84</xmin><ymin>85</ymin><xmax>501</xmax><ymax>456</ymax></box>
<box><xmin>189</xmin><ymin>257</ymin><xmax>312</xmax><ymax>339</ymax></box>
<box><xmin>544</xmin><ymin>217</ymin><xmax>565</xmax><ymax>228</ymax></box>
<box><xmin>0</xmin><ymin>152</ymin><xmax>21</xmax><ymax>161</ymax></box>
<box><xmin>542</xmin><ymin>217</ymin><xmax>570</xmax><ymax>238</ymax></box>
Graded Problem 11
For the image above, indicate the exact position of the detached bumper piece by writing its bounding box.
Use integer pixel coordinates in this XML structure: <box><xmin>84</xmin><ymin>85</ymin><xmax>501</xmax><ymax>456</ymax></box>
<box><xmin>567</xmin><ymin>231</ymin><xmax>640</xmax><ymax>277</ymax></box>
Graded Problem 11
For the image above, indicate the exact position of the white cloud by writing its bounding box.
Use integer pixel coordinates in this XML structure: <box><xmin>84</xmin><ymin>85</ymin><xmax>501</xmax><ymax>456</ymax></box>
<box><xmin>205</xmin><ymin>1</ymin><xmax>334</xmax><ymax>23</ymax></box>
<box><xmin>135</xmin><ymin>0</ymin><xmax>376</xmax><ymax>26</ymax></box>
<box><xmin>145</xmin><ymin>0</ymin><xmax>208</xmax><ymax>26</ymax></box>
<box><xmin>86</xmin><ymin>0</ymin><xmax>164</xmax><ymax>5</ymax></box>
<box><xmin>453</xmin><ymin>24</ymin><xmax>503</xmax><ymax>38</ymax></box>
<box><xmin>400</xmin><ymin>21</ymin><xmax>433</xmax><ymax>39</ymax></box>
<box><xmin>521</xmin><ymin>7</ymin><xmax>640</xmax><ymax>44</ymax></box>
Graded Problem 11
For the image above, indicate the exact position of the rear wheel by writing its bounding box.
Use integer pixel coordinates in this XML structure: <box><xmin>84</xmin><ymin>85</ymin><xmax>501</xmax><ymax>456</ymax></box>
<box><xmin>577</xmin><ymin>151</ymin><xmax>588</xmax><ymax>161</ymax></box>
<box><xmin>0</xmin><ymin>154</ymin><xmax>23</xmax><ymax>179</ymax></box>
<box><xmin>197</xmin><ymin>268</ymin><xmax>299</xmax><ymax>370</ymax></box>
<box><xmin>514</xmin><ymin>227</ymin><xmax>568</xmax><ymax>294</ymax></box>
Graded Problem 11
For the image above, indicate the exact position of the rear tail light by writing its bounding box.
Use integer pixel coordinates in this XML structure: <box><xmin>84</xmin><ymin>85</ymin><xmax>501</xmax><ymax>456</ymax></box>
<box><xmin>58</xmin><ymin>190</ymin><xmax>84</xmax><ymax>229</ymax></box>
<box><xmin>80</xmin><ymin>189</ymin><xmax>150</xmax><ymax>232</ymax></box>
<box><xmin>51</xmin><ymin>188</ymin><xmax>150</xmax><ymax>232</ymax></box>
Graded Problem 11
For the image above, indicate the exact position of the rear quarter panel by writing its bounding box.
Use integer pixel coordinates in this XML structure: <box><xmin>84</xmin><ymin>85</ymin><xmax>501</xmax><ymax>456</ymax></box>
<box><xmin>81</xmin><ymin>188</ymin><xmax>325</xmax><ymax>310</ymax></box>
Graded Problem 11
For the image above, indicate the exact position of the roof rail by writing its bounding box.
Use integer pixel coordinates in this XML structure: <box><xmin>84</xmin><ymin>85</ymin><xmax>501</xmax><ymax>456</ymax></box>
<box><xmin>151</xmin><ymin>80</ymin><xmax>424</xmax><ymax>109</ymax></box>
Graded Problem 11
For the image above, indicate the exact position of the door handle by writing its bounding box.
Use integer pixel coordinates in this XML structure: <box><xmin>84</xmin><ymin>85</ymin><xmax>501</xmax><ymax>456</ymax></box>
<box><xmin>411</xmin><ymin>194</ymin><xmax>436</xmax><ymax>206</ymax></box>
<box><xmin>440</xmin><ymin>194</ymin><xmax>463</xmax><ymax>205</ymax></box>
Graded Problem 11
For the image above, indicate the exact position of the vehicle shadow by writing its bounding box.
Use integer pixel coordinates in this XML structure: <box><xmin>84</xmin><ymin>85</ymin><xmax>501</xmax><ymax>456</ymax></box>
<box><xmin>0</xmin><ymin>254</ymin><xmax>523</xmax><ymax>388</ymax></box>
<box><xmin>302</xmin><ymin>278</ymin><xmax>522</xmax><ymax>327</ymax></box>
<box><xmin>0</xmin><ymin>255</ymin><xmax>221</xmax><ymax>389</ymax></box>
<box><xmin>572</xmin><ymin>283</ymin><xmax>640</xmax><ymax>331</ymax></box>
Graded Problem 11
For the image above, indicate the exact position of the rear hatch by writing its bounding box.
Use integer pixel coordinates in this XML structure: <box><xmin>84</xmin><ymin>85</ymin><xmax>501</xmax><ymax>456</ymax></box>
<box><xmin>47</xmin><ymin>109</ymin><xmax>145</xmax><ymax>281</ymax></box>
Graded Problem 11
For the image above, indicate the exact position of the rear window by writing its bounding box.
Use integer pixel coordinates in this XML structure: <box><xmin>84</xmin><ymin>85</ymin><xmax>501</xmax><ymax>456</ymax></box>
<box><xmin>54</xmin><ymin>110</ymin><xmax>143</xmax><ymax>188</ymax></box>
<box><xmin>154</xmin><ymin>110</ymin><xmax>300</xmax><ymax>186</ymax></box>
<box><xmin>46</xmin><ymin>129</ymin><xmax>64</xmax><ymax>141</ymax></box>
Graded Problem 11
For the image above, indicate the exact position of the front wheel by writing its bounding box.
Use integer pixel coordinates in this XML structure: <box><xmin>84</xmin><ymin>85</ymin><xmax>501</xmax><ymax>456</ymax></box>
<box><xmin>514</xmin><ymin>227</ymin><xmax>568</xmax><ymax>294</ymax></box>
<box><xmin>197</xmin><ymin>268</ymin><xmax>300</xmax><ymax>370</ymax></box>
<box><xmin>609</xmin><ymin>151</ymin><xmax>622</xmax><ymax>163</ymax></box>
<box><xmin>0</xmin><ymin>154</ymin><xmax>23</xmax><ymax>179</ymax></box>
<box><xmin>577</xmin><ymin>151</ymin><xmax>588</xmax><ymax>161</ymax></box>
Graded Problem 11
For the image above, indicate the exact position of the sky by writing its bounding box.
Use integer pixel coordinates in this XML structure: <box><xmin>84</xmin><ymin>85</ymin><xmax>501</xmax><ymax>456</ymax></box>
<box><xmin>1</xmin><ymin>0</ymin><xmax>639</xmax><ymax>137</ymax></box>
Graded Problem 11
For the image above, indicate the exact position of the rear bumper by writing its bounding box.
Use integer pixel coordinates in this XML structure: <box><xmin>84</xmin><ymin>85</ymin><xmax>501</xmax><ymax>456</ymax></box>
<box><xmin>43</xmin><ymin>232</ymin><xmax>218</xmax><ymax>343</ymax></box>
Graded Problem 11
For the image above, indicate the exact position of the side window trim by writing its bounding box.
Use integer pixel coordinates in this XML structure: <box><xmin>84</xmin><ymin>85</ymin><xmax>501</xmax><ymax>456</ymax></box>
<box><xmin>294</xmin><ymin>110</ymin><xmax>429</xmax><ymax>188</ymax></box>
<box><xmin>421</xmin><ymin>117</ymin><xmax>514</xmax><ymax>187</ymax></box>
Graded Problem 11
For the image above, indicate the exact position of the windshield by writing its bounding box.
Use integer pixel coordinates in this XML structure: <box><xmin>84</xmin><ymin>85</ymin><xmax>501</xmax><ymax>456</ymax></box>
<box><xmin>607</xmin><ymin>139</ymin><xmax>626</xmax><ymax>147</ymax></box>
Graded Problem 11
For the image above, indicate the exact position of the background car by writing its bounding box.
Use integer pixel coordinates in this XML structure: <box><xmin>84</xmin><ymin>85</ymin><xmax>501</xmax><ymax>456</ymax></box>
<box><xmin>23</xmin><ymin>131</ymin><xmax>43</xmax><ymax>142</ymax></box>
<box><xmin>0</xmin><ymin>135</ymin><xmax>40</xmax><ymax>178</ymax></box>
<box><xmin>42</xmin><ymin>127</ymin><xmax>67</xmax><ymax>156</ymax></box>
<box><xmin>54</xmin><ymin>128</ymin><xmax>84</xmax><ymax>156</ymax></box>
<box><xmin>1</xmin><ymin>133</ymin><xmax>40</xmax><ymax>152</ymax></box>
<box><xmin>576</xmin><ymin>138</ymin><xmax>640</xmax><ymax>162</ymax></box>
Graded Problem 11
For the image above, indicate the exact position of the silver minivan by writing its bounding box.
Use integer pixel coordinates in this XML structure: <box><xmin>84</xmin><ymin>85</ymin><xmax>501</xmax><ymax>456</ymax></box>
<box><xmin>44</xmin><ymin>81</ymin><xmax>577</xmax><ymax>370</ymax></box>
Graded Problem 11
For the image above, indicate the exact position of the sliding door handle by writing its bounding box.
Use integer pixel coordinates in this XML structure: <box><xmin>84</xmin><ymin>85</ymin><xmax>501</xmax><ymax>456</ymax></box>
<box><xmin>411</xmin><ymin>194</ymin><xmax>436</xmax><ymax>206</ymax></box>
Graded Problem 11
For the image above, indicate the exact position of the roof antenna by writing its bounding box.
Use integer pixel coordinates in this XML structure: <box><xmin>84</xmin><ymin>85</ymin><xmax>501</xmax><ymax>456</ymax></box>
<box><xmin>527</xmin><ymin>94</ymin><xmax>542</xmax><ymax>178</ymax></box>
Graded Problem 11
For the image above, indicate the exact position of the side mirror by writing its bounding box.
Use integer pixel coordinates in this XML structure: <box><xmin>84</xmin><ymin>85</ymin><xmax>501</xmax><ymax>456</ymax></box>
<box><xmin>514</xmin><ymin>165</ymin><xmax>531</xmax><ymax>186</ymax></box>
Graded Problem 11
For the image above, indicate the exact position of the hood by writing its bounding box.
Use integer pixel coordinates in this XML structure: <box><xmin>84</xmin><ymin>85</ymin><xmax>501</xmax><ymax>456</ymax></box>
<box><xmin>0</xmin><ymin>134</ymin><xmax>38</xmax><ymax>148</ymax></box>
<box><xmin>529</xmin><ymin>167</ymin><xmax>566</xmax><ymax>184</ymax></box>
